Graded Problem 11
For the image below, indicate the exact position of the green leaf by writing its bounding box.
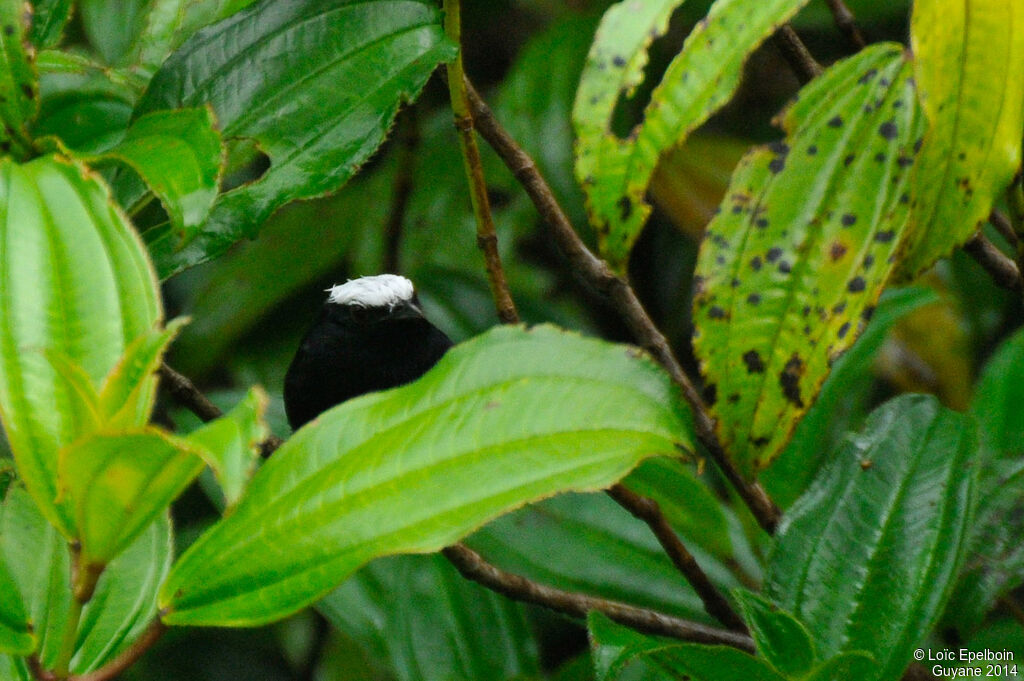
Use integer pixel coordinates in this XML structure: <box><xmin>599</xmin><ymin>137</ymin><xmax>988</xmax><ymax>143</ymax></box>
<box><xmin>28</xmin><ymin>0</ymin><xmax>73</xmax><ymax>49</ymax></box>
<box><xmin>900</xmin><ymin>0</ymin><xmax>1024</xmax><ymax>275</ymax></box>
<box><xmin>587</xmin><ymin>612</ymin><xmax>782</xmax><ymax>681</ymax></box>
<box><xmin>98</xmin><ymin>318</ymin><xmax>186</xmax><ymax>429</ymax></box>
<box><xmin>33</xmin><ymin>50</ymin><xmax>141</xmax><ymax>155</ymax></box>
<box><xmin>0</xmin><ymin>155</ymin><xmax>161</xmax><ymax>536</ymax></box>
<box><xmin>60</xmin><ymin>429</ymin><xmax>204</xmax><ymax>566</ymax></box>
<box><xmin>85</xmin><ymin>108</ymin><xmax>223</xmax><ymax>246</ymax></box>
<box><xmin>137</xmin><ymin>0</ymin><xmax>457</xmax><ymax>278</ymax></box>
<box><xmin>0</xmin><ymin>552</ymin><xmax>32</xmax><ymax>655</ymax></box>
<box><xmin>319</xmin><ymin>554</ymin><xmax>539</xmax><ymax>681</ymax></box>
<box><xmin>692</xmin><ymin>44</ymin><xmax>924</xmax><ymax>478</ymax></box>
<box><xmin>466</xmin><ymin>491</ymin><xmax>743</xmax><ymax>624</ymax></box>
<box><xmin>766</xmin><ymin>395</ymin><xmax>979</xmax><ymax>681</ymax></box>
<box><xmin>159</xmin><ymin>325</ymin><xmax>694</xmax><ymax>626</ymax></box>
<box><xmin>972</xmin><ymin>325</ymin><xmax>1024</xmax><ymax>459</ymax></box>
<box><xmin>79</xmin><ymin>0</ymin><xmax>149</xmax><ymax>65</ymax></box>
<box><xmin>187</xmin><ymin>387</ymin><xmax>268</xmax><ymax>509</ymax></box>
<box><xmin>733</xmin><ymin>590</ymin><xmax>815</xmax><ymax>678</ymax></box>
<box><xmin>0</xmin><ymin>0</ymin><xmax>38</xmax><ymax>158</ymax></box>
<box><xmin>761</xmin><ymin>286</ymin><xmax>938</xmax><ymax>508</ymax></box>
<box><xmin>572</xmin><ymin>0</ymin><xmax>812</xmax><ymax>269</ymax></box>
<box><xmin>0</xmin><ymin>486</ymin><xmax>171</xmax><ymax>674</ymax></box>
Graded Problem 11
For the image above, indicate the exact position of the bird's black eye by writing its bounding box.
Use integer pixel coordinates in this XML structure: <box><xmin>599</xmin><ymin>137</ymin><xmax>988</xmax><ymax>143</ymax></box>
<box><xmin>349</xmin><ymin>306</ymin><xmax>372</xmax><ymax>324</ymax></box>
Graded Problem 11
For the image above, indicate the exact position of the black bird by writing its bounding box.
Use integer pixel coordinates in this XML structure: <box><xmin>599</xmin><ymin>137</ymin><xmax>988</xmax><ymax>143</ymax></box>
<box><xmin>284</xmin><ymin>274</ymin><xmax>453</xmax><ymax>430</ymax></box>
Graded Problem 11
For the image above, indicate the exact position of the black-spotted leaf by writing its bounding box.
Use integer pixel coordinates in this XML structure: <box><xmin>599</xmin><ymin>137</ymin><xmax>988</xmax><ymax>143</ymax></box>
<box><xmin>84</xmin><ymin>109</ymin><xmax>223</xmax><ymax>247</ymax></box>
<box><xmin>900</xmin><ymin>0</ymin><xmax>1024</xmax><ymax>275</ymax></box>
<box><xmin>692</xmin><ymin>44</ymin><xmax>924</xmax><ymax>478</ymax></box>
<box><xmin>0</xmin><ymin>155</ymin><xmax>161</xmax><ymax>537</ymax></box>
<box><xmin>187</xmin><ymin>386</ymin><xmax>268</xmax><ymax>509</ymax></box>
<box><xmin>159</xmin><ymin>325</ymin><xmax>694</xmax><ymax>626</ymax></box>
<box><xmin>0</xmin><ymin>486</ymin><xmax>171</xmax><ymax>675</ymax></box>
<box><xmin>136</xmin><ymin>0</ymin><xmax>457</xmax><ymax>278</ymax></box>
<box><xmin>0</xmin><ymin>0</ymin><xmax>38</xmax><ymax>158</ymax></box>
<box><xmin>573</xmin><ymin>0</ymin><xmax>811</xmax><ymax>269</ymax></box>
<box><xmin>766</xmin><ymin>395</ymin><xmax>978</xmax><ymax>681</ymax></box>
<box><xmin>60</xmin><ymin>429</ymin><xmax>205</xmax><ymax>567</ymax></box>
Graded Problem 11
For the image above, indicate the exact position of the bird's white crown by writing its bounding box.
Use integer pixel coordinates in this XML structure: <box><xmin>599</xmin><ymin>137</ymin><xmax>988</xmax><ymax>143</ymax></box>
<box><xmin>326</xmin><ymin>274</ymin><xmax>415</xmax><ymax>309</ymax></box>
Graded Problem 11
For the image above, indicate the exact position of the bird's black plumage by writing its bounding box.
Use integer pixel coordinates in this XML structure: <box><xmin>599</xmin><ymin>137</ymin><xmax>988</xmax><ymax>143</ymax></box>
<box><xmin>284</xmin><ymin>277</ymin><xmax>453</xmax><ymax>430</ymax></box>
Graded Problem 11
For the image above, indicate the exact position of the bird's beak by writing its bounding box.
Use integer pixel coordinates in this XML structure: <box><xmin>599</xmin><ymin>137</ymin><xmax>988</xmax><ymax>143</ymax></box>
<box><xmin>389</xmin><ymin>300</ymin><xmax>424</xmax><ymax>320</ymax></box>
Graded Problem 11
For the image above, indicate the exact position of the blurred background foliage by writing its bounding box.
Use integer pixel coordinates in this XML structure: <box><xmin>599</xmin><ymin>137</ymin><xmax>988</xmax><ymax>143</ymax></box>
<box><xmin>26</xmin><ymin>0</ymin><xmax>1018</xmax><ymax>677</ymax></box>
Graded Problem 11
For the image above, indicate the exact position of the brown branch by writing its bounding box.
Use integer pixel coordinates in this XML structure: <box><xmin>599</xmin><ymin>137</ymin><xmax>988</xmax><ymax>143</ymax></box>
<box><xmin>158</xmin><ymin>363</ymin><xmax>284</xmax><ymax>456</ymax></box>
<box><xmin>442</xmin><ymin>543</ymin><xmax>755</xmax><ymax>651</ymax></box>
<box><xmin>963</xmin><ymin>233</ymin><xmax>1023</xmax><ymax>293</ymax></box>
<box><xmin>27</xmin><ymin>655</ymin><xmax>56</xmax><ymax>681</ymax></box>
<box><xmin>606</xmin><ymin>484</ymin><xmax>747</xmax><ymax>632</ymax></box>
<box><xmin>990</xmin><ymin>209</ymin><xmax>1019</xmax><ymax>248</ymax></box>
<box><xmin>70</xmin><ymin>619</ymin><xmax>167</xmax><ymax>681</ymax></box>
<box><xmin>383</xmin><ymin>106</ymin><xmax>420</xmax><ymax>274</ymax></box>
<box><xmin>824</xmin><ymin>0</ymin><xmax>866</xmax><ymax>49</ymax></box>
<box><xmin>463</xmin><ymin>78</ymin><xmax>781</xmax><ymax>533</ymax></box>
<box><xmin>773</xmin><ymin>25</ymin><xmax>822</xmax><ymax>85</ymax></box>
<box><xmin>443</xmin><ymin>0</ymin><xmax>519</xmax><ymax>324</ymax></box>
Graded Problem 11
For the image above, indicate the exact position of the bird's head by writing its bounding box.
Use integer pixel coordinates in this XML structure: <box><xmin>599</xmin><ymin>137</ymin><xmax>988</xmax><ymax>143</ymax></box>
<box><xmin>324</xmin><ymin>274</ymin><xmax>424</xmax><ymax>325</ymax></box>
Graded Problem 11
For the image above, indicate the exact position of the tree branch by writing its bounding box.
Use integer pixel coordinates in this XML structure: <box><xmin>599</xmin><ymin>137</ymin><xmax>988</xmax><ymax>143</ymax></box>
<box><xmin>963</xmin><ymin>233</ymin><xmax>1022</xmax><ymax>293</ymax></box>
<box><xmin>824</xmin><ymin>0</ymin><xmax>867</xmax><ymax>49</ymax></box>
<box><xmin>158</xmin><ymin>363</ymin><xmax>284</xmax><ymax>455</ymax></box>
<box><xmin>462</xmin><ymin>78</ymin><xmax>781</xmax><ymax>533</ymax></box>
<box><xmin>989</xmin><ymin>209</ymin><xmax>1019</xmax><ymax>248</ymax></box>
<box><xmin>443</xmin><ymin>0</ymin><xmax>519</xmax><ymax>324</ymax></box>
<box><xmin>69</xmin><ymin>619</ymin><xmax>167</xmax><ymax>681</ymax></box>
<box><xmin>772</xmin><ymin>25</ymin><xmax>822</xmax><ymax>84</ymax></box>
<box><xmin>441</xmin><ymin>543</ymin><xmax>754</xmax><ymax>651</ymax></box>
<box><xmin>606</xmin><ymin>484</ymin><xmax>747</xmax><ymax>632</ymax></box>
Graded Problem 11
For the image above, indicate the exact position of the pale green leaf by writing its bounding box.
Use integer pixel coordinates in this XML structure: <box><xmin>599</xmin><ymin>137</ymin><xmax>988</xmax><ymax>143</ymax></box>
<box><xmin>573</xmin><ymin>0</ymin><xmax>812</xmax><ymax>268</ymax></box>
<box><xmin>900</xmin><ymin>0</ymin><xmax>1024</xmax><ymax>275</ymax></box>
<box><xmin>137</xmin><ymin>0</ymin><xmax>457</xmax><ymax>278</ymax></box>
<box><xmin>59</xmin><ymin>429</ymin><xmax>204</xmax><ymax>566</ymax></box>
<box><xmin>766</xmin><ymin>395</ymin><xmax>978</xmax><ymax>681</ymax></box>
<box><xmin>85</xmin><ymin>109</ymin><xmax>223</xmax><ymax>247</ymax></box>
<box><xmin>187</xmin><ymin>386</ymin><xmax>268</xmax><ymax>509</ymax></box>
<box><xmin>0</xmin><ymin>486</ymin><xmax>171</xmax><ymax>673</ymax></box>
<box><xmin>0</xmin><ymin>155</ymin><xmax>161</xmax><ymax>536</ymax></box>
<box><xmin>159</xmin><ymin>325</ymin><xmax>694</xmax><ymax>626</ymax></box>
<box><xmin>692</xmin><ymin>45</ymin><xmax>924</xmax><ymax>477</ymax></box>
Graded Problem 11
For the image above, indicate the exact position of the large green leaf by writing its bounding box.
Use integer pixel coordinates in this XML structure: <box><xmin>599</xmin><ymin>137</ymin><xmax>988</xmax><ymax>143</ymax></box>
<box><xmin>319</xmin><ymin>554</ymin><xmax>539</xmax><ymax>681</ymax></box>
<box><xmin>572</xmin><ymin>0</ymin><xmax>811</xmax><ymax>269</ymax></box>
<box><xmin>33</xmin><ymin>50</ymin><xmax>141</xmax><ymax>155</ymax></box>
<box><xmin>0</xmin><ymin>0</ymin><xmax>38</xmax><ymax>158</ymax></box>
<box><xmin>0</xmin><ymin>486</ymin><xmax>171</xmax><ymax>674</ymax></box>
<box><xmin>60</xmin><ymin>429</ymin><xmax>205</xmax><ymax>567</ymax></box>
<box><xmin>0</xmin><ymin>155</ymin><xmax>161</xmax><ymax>536</ymax></box>
<box><xmin>766</xmin><ymin>395</ymin><xmax>978</xmax><ymax>681</ymax></box>
<box><xmin>137</xmin><ymin>0</ymin><xmax>457</xmax><ymax>278</ymax></box>
<box><xmin>84</xmin><ymin>108</ymin><xmax>223</xmax><ymax>246</ymax></box>
<box><xmin>692</xmin><ymin>45</ymin><xmax>924</xmax><ymax>478</ymax></box>
<box><xmin>466</xmin><ymin>491</ymin><xmax>742</xmax><ymax>624</ymax></box>
<box><xmin>900</xmin><ymin>0</ymin><xmax>1024</xmax><ymax>275</ymax></box>
<box><xmin>159</xmin><ymin>325</ymin><xmax>694</xmax><ymax>626</ymax></box>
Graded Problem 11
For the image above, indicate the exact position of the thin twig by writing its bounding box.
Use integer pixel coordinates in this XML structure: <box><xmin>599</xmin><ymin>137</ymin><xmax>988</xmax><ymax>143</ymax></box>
<box><xmin>773</xmin><ymin>25</ymin><xmax>822</xmax><ymax>84</ymax></box>
<box><xmin>990</xmin><ymin>209</ymin><xmax>1019</xmax><ymax>249</ymax></box>
<box><xmin>158</xmin><ymin>363</ymin><xmax>284</xmax><ymax>455</ymax></box>
<box><xmin>824</xmin><ymin>0</ymin><xmax>866</xmax><ymax>48</ymax></box>
<box><xmin>383</xmin><ymin>106</ymin><xmax>420</xmax><ymax>274</ymax></box>
<box><xmin>443</xmin><ymin>0</ymin><xmax>520</xmax><ymax>324</ymax></box>
<box><xmin>27</xmin><ymin>655</ymin><xmax>56</xmax><ymax>681</ymax></box>
<box><xmin>70</xmin><ymin>619</ymin><xmax>167</xmax><ymax>681</ymax></box>
<box><xmin>606</xmin><ymin>484</ymin><xmax>747</xmax><ymax>632</ymax></box>
<box><xmin>462</xmin><ymin>78</ymin><xmax>781</xmax><ymax>533</ymax></box>
<box><xmin>441</xmin><ymin>544</ymin><xmax>755</xmax><ymax>651</ymax></box>
<box><xmin>963</xmin><ymin>233</ymin><xmax>1022</xmax><ymax>293</ymax></box>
